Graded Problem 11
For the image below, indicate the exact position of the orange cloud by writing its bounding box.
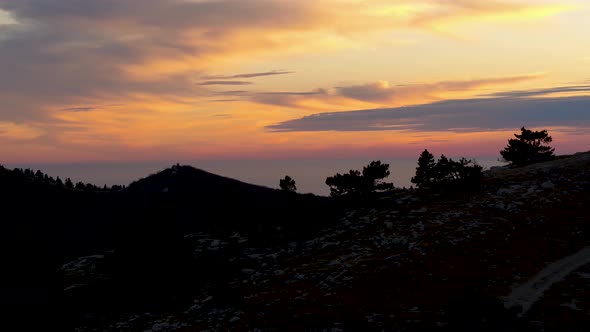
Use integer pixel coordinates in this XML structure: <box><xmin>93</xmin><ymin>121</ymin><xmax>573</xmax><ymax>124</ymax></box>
<box><xmin>335</xmin><ymin>74</ymin><xmax>544</xmax><ymax>105</ymax></box>
<box><xmin>0</xmin><ymin>121</ymin><xmax>44</xmax><ymax>140</ymax></box>
<box><xmin>0</xmin><ymin>0</ymin><xmax>581</xmax><ymax>162</ymax></box>
<box><xmin>240</xmin><ymin>74</ymin><xmax>543</xmax><ymax>110</ymax></box>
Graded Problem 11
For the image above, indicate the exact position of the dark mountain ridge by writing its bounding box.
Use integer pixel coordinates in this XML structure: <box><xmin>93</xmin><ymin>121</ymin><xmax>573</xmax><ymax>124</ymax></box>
<box><xmin>2</xmin><ymin>152</ymin><xmax>589</xmax><ymax>331</ymax></box>
<box><xmin>126</xmin><ymin>164</ymin><xmax>276</xmax><ymax>195</ymax></box>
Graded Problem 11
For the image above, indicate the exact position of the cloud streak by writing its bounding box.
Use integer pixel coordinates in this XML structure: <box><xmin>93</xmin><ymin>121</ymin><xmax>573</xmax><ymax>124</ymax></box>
<box><xmin>60</xmin><ymin>106</ymin><xmax>99</xmax><ymax>112</ymax></box>
<box><xmin>0</xmin><ymin>121</ymin><xmax>44</xmax><ymax>140</ymax></box>
<box><xmin>335</xmin><ymin>75</ymin><xmax>543</xmax><ymax>104</ymax></box>
<box><xmin>486</xmin><ymin>85</ymin><xmax>590</xmax><ymax>98</ymax></box>
<box><xmin>201</xmin><ymin>70</ymin><xmax>294</xmax><ymax>79</ymax></box>
<box><xmin>267</xmin><ymin>95</ymin><xmax>590</xmax><ymax>133</ymax></box>
<box><xmin>197</xmin><ymin>81</ymin><xmax>253</xmax><ymax>86</ymax></box>
<box><xmin>241</xmin><ymin>75</ymin><xmax>542</xmax><ymax>109</ymax></box>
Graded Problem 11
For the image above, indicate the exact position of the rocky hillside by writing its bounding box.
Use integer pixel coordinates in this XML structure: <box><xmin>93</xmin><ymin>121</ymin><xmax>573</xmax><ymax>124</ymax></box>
<box><xmin>60</xmin><ymin>152</ymin><xmax>590</xmax><ymax>331</ymax></box>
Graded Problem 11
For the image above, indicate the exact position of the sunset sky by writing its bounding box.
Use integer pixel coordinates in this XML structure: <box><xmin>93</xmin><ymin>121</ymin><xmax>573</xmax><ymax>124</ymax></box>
<box><xmin>1</xmin><ymin>0</ymin><xmax>589</xmax><ymax>164</ymax></box>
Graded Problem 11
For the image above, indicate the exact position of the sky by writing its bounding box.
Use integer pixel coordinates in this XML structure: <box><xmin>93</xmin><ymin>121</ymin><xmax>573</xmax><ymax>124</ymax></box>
<box><xmin>1</xmin><ymin>0</ymin><xmax>589</xmax><ymax>167</ymax></box>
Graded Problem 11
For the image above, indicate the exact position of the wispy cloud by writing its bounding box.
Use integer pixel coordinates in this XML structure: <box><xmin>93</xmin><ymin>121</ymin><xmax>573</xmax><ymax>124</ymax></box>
<box><xmin>0</xmin><ymin>121</ymin><xmax>44</xmax><ymax>140</ymax></box>
<box><xmin>487</xmin><ymin>85</ymin><xmax>590</xmax><ymax>98</ymax></box>
<box><xmin>197</xmin><ymin>72</ymin><xmax>296</xmax><ymax>85</ymax></box>
<box><xmin>242</xmin><ymin>75</ymin><xmax>542</xmax><ymax>109</ymax></box>
<box><xmin>216</xmin><ymin>90</ymin><xmax>252</xmax><ymax>96</ymax></box>
<box><xmin>60</xmin><ymin>106</ymin><xmax>99</xmax><ymax>112</ymax></box>
<box><xmin>197</xmin><ymin>80</ymin><xmax>253</xmax><ymax>86</ymax></box>
<box><xmin>250</xmin><ymin>89</ymin><xmax>330</xmax><ymax>107</ymax></box>
<box><xmin>211</xmin><ymin>99</ymin><xmax>242</xmax><ymax>102</ymax></box>
<box><xmin>406</xmin><ymin>0</ymin><xmax>573</xmax><ymax>30</ymax></box>
<box><xmin>267</xmin><ymin>94</ymin><xmax>590</xmax><ymax>133</ymax></box>
<box><xmin>259</xmin><ymin>91</ymin><xmax>326</xmax><ymax>96</ymax></box>
<box><xmin>201</xmin><ymin>70</ymin><xmax>294</xmax><ymax>80</ymax></box>
<box><xmin>335</xmin><ymin>75</ymin><xmax>543</xmax><ymax>104</ymax></box>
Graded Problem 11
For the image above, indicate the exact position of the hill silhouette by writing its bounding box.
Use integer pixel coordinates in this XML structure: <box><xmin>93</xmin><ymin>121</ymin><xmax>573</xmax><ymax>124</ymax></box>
<box><xmin>125</xmin><ymin>164</ymin><xmax>276</xmax><ymax>194</ymax></box>
<box><xmin>1</xmin><ymin>163</ymin><xmax>340</xmax><ymax>331</ymax></box>
<box><xmin>2</xmin><ymin>153</ymin><xmax>589</xmax><ymax>331</ymax></box>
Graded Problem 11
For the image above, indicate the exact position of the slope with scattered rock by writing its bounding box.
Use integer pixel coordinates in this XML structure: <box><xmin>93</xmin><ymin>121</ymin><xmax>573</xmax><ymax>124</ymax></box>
<box><xmin>57</xmin><ymin>151</ymin><xmax>590</xmax><ymax>331</ymax></box>
<box><xmin>31</xmin><ymin>153</ymin><xmax>590</xmax><ymax>331</ymax></box>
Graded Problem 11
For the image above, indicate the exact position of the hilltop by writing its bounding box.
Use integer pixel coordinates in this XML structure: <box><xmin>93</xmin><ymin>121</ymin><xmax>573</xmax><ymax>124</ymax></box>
<box><xmin>2</xmin><ymin>152</ymin><xmax>590</xmax><ymax>331</ymax></box>
<box><xmin>125</xmin><ymin>164</ymin><xmax>275</xmax><ymax>194</ymax></box>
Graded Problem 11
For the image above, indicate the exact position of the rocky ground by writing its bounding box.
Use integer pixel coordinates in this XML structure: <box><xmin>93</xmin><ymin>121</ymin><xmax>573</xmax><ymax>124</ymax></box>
<box><xmin>63</xmin><ymin>152</ymin><xmax>590</xmax><ymax>331</ymax></box>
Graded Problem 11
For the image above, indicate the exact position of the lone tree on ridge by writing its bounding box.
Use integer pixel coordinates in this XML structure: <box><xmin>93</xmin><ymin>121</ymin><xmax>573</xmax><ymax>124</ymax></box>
<box><xmin>411</xmin><ymin>149</ymin><xmax>436</xmax><ymax>188</ymax></box>
<box><xmin>500</xmin><ymin>127</ymin><xmax>555</xmax><ymax>167</ymax></box>
<box><xmin>279</xmin><ymin>175</ymin><xmax>297</xmax><ymax>193</ymax></box>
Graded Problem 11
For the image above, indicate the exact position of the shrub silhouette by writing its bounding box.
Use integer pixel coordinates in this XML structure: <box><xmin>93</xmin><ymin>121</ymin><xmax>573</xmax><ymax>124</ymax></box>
<box><xmin>500</xmin><ymin>127</ymin><xmax>555</xmax><ymax>167</ymax></box>
<box><xmin>433</xmin><ymin>155</ymin><xmax>482</xmax><ymax>189</ymax></box>
<box><xmin>325</xmin><ymin>169</ymin><xmax>363</xmax><ymax>197</ymax></box>
<box><xmin>411</xmin><ymin>151</ymin><xmax>482</xmax><ymax>190</ymax></box>
<box><xmin>279</xmin><ymin>175</ymin><xmax>297</xmax><ymax>193</ymax></box>
<box><xmin>362</xmin><ymin>160</ymin><xmax>394</xmax><ymax>192</ymax></box>
<box><xmin>326</xmin><ymin>160</ymin><xmax>393</xmax><ymax>197</ymax></box>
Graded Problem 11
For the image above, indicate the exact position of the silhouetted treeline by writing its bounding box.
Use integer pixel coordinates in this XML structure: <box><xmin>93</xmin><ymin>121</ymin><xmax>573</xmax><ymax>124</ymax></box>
<box><xmin>1</xmin><ymin>166</ymin><xmax>123</xmax><ymax>192</ymax></box>
<box><xmin>411</xmin><ymin>150</ymin><xmax>483</xmax><ymax>191</ymax></box>
<box><xmin>325</xmin><ymin>160</ymin><xmax>394</xmax><ymax>199</ymax></box>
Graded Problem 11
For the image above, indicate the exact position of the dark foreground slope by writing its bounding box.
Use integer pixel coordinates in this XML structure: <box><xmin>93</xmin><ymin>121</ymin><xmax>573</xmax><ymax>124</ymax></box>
<box><xmin>0</xmin><ymin>164</ymin><xmax>339</xmax><ymax>330</ymax></box>
<box><xmin>3</xmin><ymin>152</ymin><xmax>590</xmax><ymax>331</ymax></box>
<box><xmin>147</xmin><ymin>151</ymin><xmax>588</xmax><ymax>332</ymax></box>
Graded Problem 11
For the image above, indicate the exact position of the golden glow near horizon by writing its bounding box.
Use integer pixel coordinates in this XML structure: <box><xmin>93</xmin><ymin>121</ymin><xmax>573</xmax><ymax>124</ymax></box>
<box><xmin>0</xmin><ymin>0</ymin><xmax>589</xmax><ymax>162</ymax></box>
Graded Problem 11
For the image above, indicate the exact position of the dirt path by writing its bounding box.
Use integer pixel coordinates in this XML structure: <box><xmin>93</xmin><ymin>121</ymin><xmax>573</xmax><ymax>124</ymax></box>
<box><xmin>503</xmin><ymin>246</ymin><xmax>590</xmax><ymax>315</ymax></box>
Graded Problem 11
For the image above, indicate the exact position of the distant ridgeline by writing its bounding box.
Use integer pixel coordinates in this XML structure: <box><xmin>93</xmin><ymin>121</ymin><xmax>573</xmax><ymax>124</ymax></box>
<box><xmin>0</xmin><ymin>126</ymin><xmax>560</xmax><ymax>198</ymax></box>
<box><xmin>0</xmin><ymin>164</ymin><xmax>125</xmax><ymax>192</ymax></box>
<box><xmin>0</xmin><ymin>127</ymin><xmax>555</xmax><ymax>201</ymax></box>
